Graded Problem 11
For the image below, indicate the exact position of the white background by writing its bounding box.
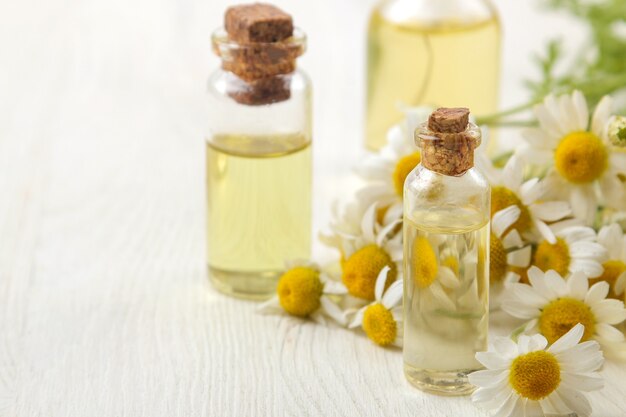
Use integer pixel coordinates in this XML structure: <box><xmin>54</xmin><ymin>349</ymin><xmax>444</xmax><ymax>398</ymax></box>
<box><xmin>1</xmin><ymin>0</ymin><xmax>624</xmax><ymax>416</ymax></box>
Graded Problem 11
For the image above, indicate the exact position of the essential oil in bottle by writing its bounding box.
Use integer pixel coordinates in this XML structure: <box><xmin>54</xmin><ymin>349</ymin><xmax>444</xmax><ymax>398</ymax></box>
<box><xmin>403</xmin><ymin>108</ymin><xmax>490</xmax><ymax>395</ymax></box>
<box><xmin>206</xmin><ymin>4</ymin><xmax>312</xmax><ymax>299</ymax></box>
<box><xmin>366</xmin><ymin>0</ymin><xmax>500</xmax><ymax>150</ymax></box>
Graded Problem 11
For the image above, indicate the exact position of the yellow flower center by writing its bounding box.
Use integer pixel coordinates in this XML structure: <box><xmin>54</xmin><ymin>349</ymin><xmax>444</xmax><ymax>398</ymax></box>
<box><xmin>533</xmin><ymin>238</ymin><xmax>571</xmax><ymax>277</ymax></box>
<box><xmin>539</xmin><ymin>297</ymin><xmax>596</xmax><ymax>344</ymax></box>
<box><xmin>554</xmin><ymin>131</ymin><xmax>608</xmax><ymax>184</ymax></box>
<box><xmin>490</xmin><ymin>233</ymin><xmax>508</xmax><ymax>283</ymax></box>
<box><xmin>509</xmin><ymin>351</ymin><xmax>561</xmax><ymax>400</ymax></box>
<box><xmin>392</xmin><ymin>152</ymin><xmax>421</xmax><ymax>197</ymax></box>
<box><xmin>412</xmin><ymin>236</ymin><xmax>438</xmax><ymax>288</ymax></box>
<box><xmin>589</xmin><ymin>260</ymin><xmax>626</xmax><ymax>299</ymax></box>
<box><xmin>342</xmin><ymin>244</ymin><xmax>397</xmax><ymax>300</ymax></box>
<box><xmin>362</xmin><ymin>303</ymin><xmax>398</xmax><ymax>346</ymax></box>
<box><xmin>277</xmin><ymin>267</ymin><xmax>323</xmax><ymax>317</ymax></box>
<box><xmin>491</xmin><ymin>186</ymin><xmax>532</xmax><ymax>233</ymax></box>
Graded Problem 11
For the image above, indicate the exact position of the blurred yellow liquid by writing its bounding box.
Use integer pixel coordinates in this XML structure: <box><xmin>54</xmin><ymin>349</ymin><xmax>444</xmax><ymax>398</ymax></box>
<box><xmin>206</xmin><ymin>134</ymin><xmax>312</xmax><ymax>299</ymax></box>
<box><xmin>366</xmin><ymin>12</ymin><xmax>500</xmax><ymax>150</ymax></box>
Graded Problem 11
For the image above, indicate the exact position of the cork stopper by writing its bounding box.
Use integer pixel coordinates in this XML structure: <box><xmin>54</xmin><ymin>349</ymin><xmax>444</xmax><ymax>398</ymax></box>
<box><xmin>213</xmin><ymin>3</ymin><xmax>304</xmax><ymax>105</ymax></box>
<box><xmin>225</xmin><ymin>4</ymin><xmax>293</xmax><ymax>43</ymax></box>
<box><xmin>415</xmin><ymin>108</ymin><xmax>481</xmax><ymax>176</ymax></box>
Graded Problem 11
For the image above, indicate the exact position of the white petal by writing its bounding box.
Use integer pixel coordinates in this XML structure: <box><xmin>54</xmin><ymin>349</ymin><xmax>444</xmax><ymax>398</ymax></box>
<box><xmin>349</xmin><ymin>306</ymin><xmax>367</xmax><ymax>328</ymax></box>
<box><xmin>589</xmin><ymin>299</ymin><xmax>626</xmax><ymax>324</ymax></box>
<box><xmin>556</xmin><ymin>387</ymin><xmax>593</xmax><ymax>417</ymax></box>
<box><xmin>475</xmin><ymin>351</ymin><xmax>513</xmax><ymax>369</ymax></box>
<box><xmin>568</xmin><ymin>241</ymin><xmax>608</xmax><ymax>260</ymax></box>
<box><xmin>560</xmin><ymin>373</ymin><xmax>604</xmax><ymax>392</ymax></box>
<box><xmin>527</xmin><ymin>267</ymin><xmax>554</xmax><ymax>298</ymax></box>
<box><xmin>544</xmin><ymin>270</ymin><xmax>569</xmax><ymax>296</ymax></box>
<box><xmin>468</xmin><ymin>369</ymin><xmax>509</xmax><ymax>388</ymax></box>
<box><xmin>492</xmin><ymin>336</ymin><xmax>519</xmax><ymax>358</ymax></box>
<box><xmin>360</xmin><ymin>203</ymin><xmax>377</xmax><ymax>243</ymax></box>
<box><xmin>569</xmin><ymin>259</ymin><xmax>604</xmax><ymax>278</ymax></box>
<box><xmin>503</xmin><ymin>155</ymin><xmax>525</xmax><ymax>190</ymax></box>
<box><xmin>493</xmin><ymin>205</ymin><xmax>521</xmax><ymax>238</ymax></box>
<box><xmin>548</xmin><ymin>323</ymin><xmax>584</xmax><ymax>354</ymax></box>
<box><xmin>503</xmin><ymin>229</ymin><xmax>523</xmax><ymax>249</ymax></box>
<box><xmin>572</xmin><ymin>90</ymin><xmax>589</xmax><ymax>131</ymax></box>
<box><xmin>535</xmin><ymin>97</ymin><xmax>563</xmax><ymax>137</ymax></box>
<box><xmin>320</xmin><ymin>296</ymin><xmax>347</xmax><ymax>326</ymax></box>
<box><xmin>381</xmin><ymin>280</ymin><xmax>403</xmax><ymax>309</ymax></box>
<box><xmin>585</xmin><ymin>281</ymin><xmax>610</xmax><ymax>304</ymax></box>
<box><xmin>512</xmin><ymin>284</ymin><xmax>549</xmax><ymax>308</ymax></box>
<box><xmin>529</xmin><ymin>201</ymin><xmax>571</xmax><ymax>222</ymax></box>
<box><xmin>519</xmin><ymin>178</ymin><xmax>544</xmax><ymax>206</ymax></box>
<box><xmin>595</xmin><ymin>323</ymin><xmax>625</xmax><ymax>341</ymax></box>
<box><xmin>567</xmin><ymin>271</ymin><xmax>590</xmax><ymax>300</ymax></box>
<box><xmin>540</xmin><ymin>390</ymin><xmax>572</xmax><ymax>416</ymax></box>
<box><xmin>507</xmin><ymin>246</ymin><xmax>531</xmax><ymax>268</ymax></box>
<box><xmin>533</xmin><ymin>219</ymin><xmax>557</xmax><ymax>244</ymax></box>
<box><xmin>560</xmin><ymin>226</ymin><xmax>596</xmax><ymax>243</ymax></box>
<box><xmin>592</xmin><ymin>95</ymin><xmax>612</xmax><ymax>137</ymax></box>
<box><xmin>257</xmin><ymin>296</ymin><xmax>283</xmax><ymax>314</ymax></box>
<box><xmin>518</xmin><ymin>334</ymin><xmax>548</xmax><ymax>354</ymax></box>
<box><xmin>496</xmin><ymin>392</ymin><xmax>521</xmax><ymax>417</ymax></box>
<box><xmin>374</xmin><ymin>266</ymin><xmax>391</xmax><ymax>302</ymax></box>
<box><xmin>569</xmin><ymin>186</ymin><xmax>596</xmax><ymax>225</ymax></box>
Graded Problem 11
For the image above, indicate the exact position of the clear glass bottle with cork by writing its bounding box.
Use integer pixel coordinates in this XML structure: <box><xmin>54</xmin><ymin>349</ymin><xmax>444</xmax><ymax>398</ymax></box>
<box><xmin>403</xmin><ymin>108</ymin><xmax>490</xmax><ymax>395</ymax></box>
<box><xmin>365</xmin><ymin>0</ymin><xmax>500</xmax><ymax>150</ymax></box>
<box><xmin>206</xmin><ymin>3</ymin><xmax>312</xmax><ymax>299</ymax></box>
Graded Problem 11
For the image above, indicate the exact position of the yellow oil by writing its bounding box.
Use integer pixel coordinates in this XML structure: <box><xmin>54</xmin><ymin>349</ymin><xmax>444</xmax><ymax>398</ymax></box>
<box><xmin>206</xmin><ymin>133</ymin><xmax>312</xmax><ymax>299</ymax></box>
<box><xmin>403</xmin><ymin>209</ymin><xmax>489</xmax><ymax>395</ymax></box>
<box><xmin>366</xmin><ymin>12</ymin><xmax>500</xmax><ymax>150</ymax></box>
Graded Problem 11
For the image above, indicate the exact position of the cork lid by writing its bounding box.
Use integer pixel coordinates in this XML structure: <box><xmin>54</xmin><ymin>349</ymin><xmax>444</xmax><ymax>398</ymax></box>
<box><xmin>415</xmin><ymin>108</ymin><xmax>481</xmax><ymax>176</ymax></box>
<box><xmin>212</xmin><ymin>3</ymin><xmax>305</xmax><ymax>105</ymax></box>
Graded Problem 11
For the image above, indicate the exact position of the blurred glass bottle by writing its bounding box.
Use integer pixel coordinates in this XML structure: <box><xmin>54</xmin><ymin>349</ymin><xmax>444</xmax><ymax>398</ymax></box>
<box><xmin>207</xmin><ymin>4</ymin><xmax>312</xmax><ymax>299</ymax></box>
<box><xmin>365</xmin><ymin>0</ymin><xmax>500</xmax><ymax>150</ymax></box>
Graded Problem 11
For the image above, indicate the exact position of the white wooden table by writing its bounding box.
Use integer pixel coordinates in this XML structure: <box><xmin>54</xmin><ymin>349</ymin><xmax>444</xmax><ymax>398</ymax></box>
<box><xmin>1</xmin><ymin>0</ymin><xmax>625</xmax><ymax>415</ymax></box>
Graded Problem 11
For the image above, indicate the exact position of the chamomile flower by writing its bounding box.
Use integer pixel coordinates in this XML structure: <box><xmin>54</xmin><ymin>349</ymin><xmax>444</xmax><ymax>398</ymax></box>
<box><xmin>479</xmin><ymin>153</ymin><xmax>573</xmax><ymax>244</ymax></box>
<box><xmin>521</xmin><ymin>91</ymin><xmax>626</xmax><ymax>223</ymax></box>
<box><xmin>258</xmin><ymin>261</ymin><xmax>347</xmax><ymax>326</ymax></box>
<box><xmin>349</xmin><ymin>266</ymin><xmax>403</xmax><ymax>347</ymax></box>
<box><xmin>324</xmin><ymin>203</ymin><xmax>403</xmax><ymax>301</ymax></box>
<box><xmin>354</xmin><ymin>107</ymin><xmax>432</xmax><ymax>224</ymax></box>
<box><xmin>502</xmin><ymin>267</ymin><xmax>626</xmax><ymax>349</ymax></box>
<box><xmin>490</xmin><ymin>205</ymin><xmax>532</xmax><ymax>303</ymax></box>
<box><xmin>589</xmin><ymin>223</ymin><xmax>626</xmax><ymax>300</ymax></box>
<box><xmin>470</xmin><ymin>324</ymin><xmax>604</xmax><ymax>417</ymax></box>
<box><xmin>532</xmin><ymin>225</ymin><xmax>607</xmax><ymax>278</ymax></box>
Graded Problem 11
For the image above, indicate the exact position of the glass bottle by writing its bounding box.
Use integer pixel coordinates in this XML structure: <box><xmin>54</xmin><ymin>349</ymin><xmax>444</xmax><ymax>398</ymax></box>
<box><xmin>403</xmin><ymin>108</ymin><xmax>490</xmax><ymax>395</ymax></box>
<box><xmin>365</xmin><ymin>0</ymin><xmax>500</xmax><ymax>150</ymax></box>
<box><xmin>206</xmin><ymin>12</ymin><xmax>312</xmax><ymax>299</ymax></box>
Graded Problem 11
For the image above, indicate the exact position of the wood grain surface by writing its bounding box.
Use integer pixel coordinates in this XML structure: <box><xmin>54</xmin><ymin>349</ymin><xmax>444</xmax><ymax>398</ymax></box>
<box><xmin>0</xmin><ymin>0</ymin><xmax>624</xmax><ymax>416</ymax></box>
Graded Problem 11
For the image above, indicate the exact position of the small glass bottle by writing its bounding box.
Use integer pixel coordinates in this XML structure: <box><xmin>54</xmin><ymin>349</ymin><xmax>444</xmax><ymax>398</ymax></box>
<box><xmin>206</xmin><ymin>4</ymin><xmax>312</xmax><ymax>299</ymax></box>
<box><xmin>365</xmin><ymin>0</ymin><xmax>500</xmax><ymax>150</ymax></box>
<box><xmin>403</xmin><ymin>108</ymin><xmax>490</xmax><ymax>395</ymax></box>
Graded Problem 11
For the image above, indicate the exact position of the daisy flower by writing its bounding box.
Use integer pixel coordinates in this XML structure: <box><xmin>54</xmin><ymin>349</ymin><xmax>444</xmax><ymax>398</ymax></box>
<box><xmin>258</xmin><ymin>261</ymin><xmax>347</xmax><ymax>326</ymax></box>
<box><xmin>349</xmin><ymin>266</ymin><xmax>403</xmax><ymax>347</ymax></box>
<box><xmin>354</xmin><ymin>107</ymin><xmax>432</xmax><ymax>224</ymax></box>
<box><xmin>521</xmin><ymin>91</ymin><xmax>626</xmax><ymax>223</ymax></box>
<box><xmin>470</xmin><ymin>324</ymin><xmax>604</xmax><ymax>417</ymax></box>
<box><xmin>502</xmin><ymin>267</ymin><xmax>626</xmax><ymax>350</ymax></box>
<box><xmin>490</xmin><ymin>205</ymin><xmax>532</xmax><ymax>303</ymax></box>
<box><xmin>532</xmin><ymin>225</ymin><xmax>607</xmax><ymax>279</ymax></box>
<box><xmin>479</xmin><ymin>153</ymin><xmax>573</xmax><ymax>244</ymax></box>
<box><xmin>323</xmin><ymin>203</ymin><xmax>402</xmax><ymax>301</ymax></box>
<box><xmin>589</xmin><ymin>223</ymin><xmax>626</xmax><ymax>300</ymax></box>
